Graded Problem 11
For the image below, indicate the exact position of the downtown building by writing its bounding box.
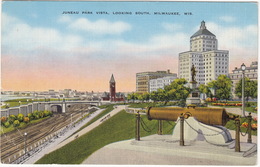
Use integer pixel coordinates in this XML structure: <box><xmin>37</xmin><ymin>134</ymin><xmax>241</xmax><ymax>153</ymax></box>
<box><xmin>179</xmin><ymin>21</ymin><xmax>229</xmax><ymax>85</ymax></box>
<box><xmin>136</xmin><ymin>70</ymin><xmax>177</xmax><ymax>94</ymax></box>
<box><xmin>149</xmin><ymin>76</ymin><xmax>177</xmax><ymax>92</ymax></box>
<box><xmin>229</xmin><ymin>61</ymin><xmax>258</xmax><ymax>98</ymax></box>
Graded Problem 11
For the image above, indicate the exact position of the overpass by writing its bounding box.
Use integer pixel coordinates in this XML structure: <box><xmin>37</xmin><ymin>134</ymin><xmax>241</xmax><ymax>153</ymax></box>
<box><xmin>1</xmin><ymin>100</ymin><xmax>110</xmax><ymax>117</ymax></box>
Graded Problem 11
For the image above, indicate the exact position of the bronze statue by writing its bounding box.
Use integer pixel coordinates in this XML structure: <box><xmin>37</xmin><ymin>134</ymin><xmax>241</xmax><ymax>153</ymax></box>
<box><xmin>191</xmin><ymin>64</ymin><xmax>196</xmax><ymax>82</ymax></box>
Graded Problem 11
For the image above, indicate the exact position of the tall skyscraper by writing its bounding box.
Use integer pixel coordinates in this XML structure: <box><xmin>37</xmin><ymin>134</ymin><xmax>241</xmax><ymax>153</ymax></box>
<box><xmin>179</xmin><ymin>21</ymin><xmax>229</xmax><ymax>85</ymax></box>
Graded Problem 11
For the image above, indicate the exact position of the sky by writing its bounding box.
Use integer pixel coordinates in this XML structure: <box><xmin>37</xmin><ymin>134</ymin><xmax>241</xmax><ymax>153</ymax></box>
<box><xmin>1</xmin><ymin>1</ymin><xmax>258</xmax><ymax>92</ymax></box>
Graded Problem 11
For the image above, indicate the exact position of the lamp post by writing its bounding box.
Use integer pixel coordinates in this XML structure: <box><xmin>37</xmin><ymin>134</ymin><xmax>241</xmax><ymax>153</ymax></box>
<box><xmin>24</xmin><ymin>132</ymin><xmax>27</xmax><ymax>154</ymax></box>
<box><xmin>71</xmin><ymin>114</ymin><xmax>73</xmax><ymax>126</ymax></box>
<box><xmin>241</xmin><ymin>63</ymin><xmax>246</xmax><ymax>117</ymax></box>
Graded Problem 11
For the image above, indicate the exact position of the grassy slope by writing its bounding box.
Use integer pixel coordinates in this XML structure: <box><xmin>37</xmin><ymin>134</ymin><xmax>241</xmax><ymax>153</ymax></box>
<box><xmin>36</xmin><ymin>110</ymin><xmax>175</xmax><ymax>164</ymax></box>
<box><xmin>35</xmin><ymin>103</ymin><xmax>257</xmax><ymax>164</ymax></box>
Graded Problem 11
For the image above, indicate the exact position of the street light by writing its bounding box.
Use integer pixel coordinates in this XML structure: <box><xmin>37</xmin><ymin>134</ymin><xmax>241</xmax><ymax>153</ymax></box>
<box><xmin>71</xmin><ymin>114</ymin><xmax>73</xmax><ymax>126</ymax></box>
<box><xmin>241</xmin><ymin>63</ymin><xmax>246</xmax><ymax>117</ymax></box>
<box><xmin>24</xmin><ymin>132</ymin><xmax>27</xmax><ymax>154</ymax></box>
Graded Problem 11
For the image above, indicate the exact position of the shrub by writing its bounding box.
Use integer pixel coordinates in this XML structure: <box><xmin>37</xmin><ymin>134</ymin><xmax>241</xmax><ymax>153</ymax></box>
<box><xmin>17</xmin><ymin>113</ymin><xmax>24</xmax><ymax>122</ymax></box>
<box><xmin>1</xmin><ymin>116</ymin><xmax>8</xmax><ymax>125</ymax></box>
<box><xmin>9</xmin><ymin>115</ymin><xmax>17</xmax><ymax>124</ymax></box>
<box><xmin>23</xmin><ymin>117</ymin><xmax>30</xmax><ymax>123</ymax></box>
<box><xmin>28</xmin><ymin>113</ymin><xmax>34</xmax><ymax>120</ymax></box>
<box><xmin>33</xmin><ymin>110</ymin><xmax>40</xmax><ymax>119</ymax></box>
<box><xmin>13</xmin><ymin>120</ymin><xmax>20</xmax><ymax>127</ymax></box>
<box><xmin>3</xmin><ymin>121</ymin><xmax>10</xmax><ymax>128</ymax></box>
<box><xmin>241</xmin><ymin>122</ymin><xmax>248</xmax><ymax>128</ymax></box>
<box><xmin>39</xmin><ymin>111</ymin><xmax>44</xmax><ymax>118</ymax></box>
<box><xmin>251</xmin><ymin>123</ymin><xmax>257</xmax><ymax>130</ymax></box>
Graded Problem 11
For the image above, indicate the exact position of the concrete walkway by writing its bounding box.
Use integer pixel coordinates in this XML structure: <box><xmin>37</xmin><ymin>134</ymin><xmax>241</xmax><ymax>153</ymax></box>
<box><xmin>209</xmin><ymin>106</ymin><xmax>257</xmax><ymax>118</ymax></box>
<box><xmin>24</xmin><ymin>107</ymin><xmax>107</xmax><ymax>164</ymax></box>
<box><xmin>83</xmin><ymin>134</ymin><xmax>257</xmax><ymax>165</ymax></box>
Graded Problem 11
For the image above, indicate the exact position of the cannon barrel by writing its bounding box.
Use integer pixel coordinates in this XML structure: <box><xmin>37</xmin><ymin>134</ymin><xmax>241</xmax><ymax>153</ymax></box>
<box><xmin>146</xmin><ymin>107</ymin><xmax>230</xmax><ymax>126</ymax></box>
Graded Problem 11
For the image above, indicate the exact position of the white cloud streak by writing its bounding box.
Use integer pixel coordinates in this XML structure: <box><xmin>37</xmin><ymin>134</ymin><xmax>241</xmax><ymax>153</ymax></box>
<box><xmin>219</xmin><ymin>16</ymin><xmax>236</xmax><ymax>23</ymax></box>
<box><xmin>59</xmin><ymin>16</ymin><xmax>132</xmax><ymax>35</ymax></box>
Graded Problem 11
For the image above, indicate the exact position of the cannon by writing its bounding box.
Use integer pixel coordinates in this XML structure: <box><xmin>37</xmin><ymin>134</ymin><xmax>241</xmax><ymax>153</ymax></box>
<box><xmin>146</xmin><ymin>107</ymin><xmax>230</xmax><ymax>126</ymax></box>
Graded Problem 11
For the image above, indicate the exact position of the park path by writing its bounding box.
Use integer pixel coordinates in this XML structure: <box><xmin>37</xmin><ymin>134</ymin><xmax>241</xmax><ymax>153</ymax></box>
<box><xmin>209</xmin><ymin>106</ymin><xmax>257</xmax><ymax>118</ymax></box>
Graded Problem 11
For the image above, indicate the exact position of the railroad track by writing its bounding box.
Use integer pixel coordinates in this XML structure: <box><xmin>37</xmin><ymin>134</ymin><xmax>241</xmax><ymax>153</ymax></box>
<box><xmin>1</xmin><ymin>106</ymin><xmax>91</xmax><ymax>163</ymax></box>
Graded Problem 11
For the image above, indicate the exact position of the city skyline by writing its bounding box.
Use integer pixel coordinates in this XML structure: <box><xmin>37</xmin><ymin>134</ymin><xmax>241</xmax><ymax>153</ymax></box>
<box><xmin>1</xmin><ymin>1</ymin><xmax>258</xmax><ymax>92</ymax></box>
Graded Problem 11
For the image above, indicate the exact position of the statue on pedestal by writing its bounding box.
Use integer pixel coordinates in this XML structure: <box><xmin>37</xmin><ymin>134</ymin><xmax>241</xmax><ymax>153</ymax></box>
<box><xmin>191</xmin><ymin>64</ymin><xmax>197</xmax><ymax>83</ymax></box>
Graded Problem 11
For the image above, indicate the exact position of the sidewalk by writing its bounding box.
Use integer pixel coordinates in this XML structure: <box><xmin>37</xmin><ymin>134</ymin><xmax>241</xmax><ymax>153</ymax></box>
<box><xmin>209</xmin><ymin>106</ymin><xmax>257</xmax><ymax>118</ymax></box>
<box><xmin>83</xmin><ymin>134</ymin><xmax>257</xmax><ymax>165</ymax></box>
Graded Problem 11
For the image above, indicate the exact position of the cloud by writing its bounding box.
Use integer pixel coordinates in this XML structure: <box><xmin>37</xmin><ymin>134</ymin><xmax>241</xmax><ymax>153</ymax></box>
<box><xmin>205</xmin><ymin>21</ymin><xmax>257</xmax><ymax>70</ymax></box>
<box><xmin>219</xmin><ymin>16</ymin><xmax>236</xmax><ymax>23</ymax></box>
<box><xmin>206</xmin><ymin>22</ymin><xmax>257</xmax><ymax>48</ymax></box>
<box><xmin>162</xmin><ymin>23</ymin><xmax>183</xmax><ymax>32</ymax></box>
<box><xmin>58</xmin><ymin>15</ymin><xmax>72</xmax><ymax>23</ymax></box>
<box><xmin>2</xmin><ymin>13</ymin><xmax>83</xmax><ymax>53</ymax></box>
<box><xmin>60</xmin><ymin>16</ymin><xmax>132</xmax><ymax>35</ymax></box>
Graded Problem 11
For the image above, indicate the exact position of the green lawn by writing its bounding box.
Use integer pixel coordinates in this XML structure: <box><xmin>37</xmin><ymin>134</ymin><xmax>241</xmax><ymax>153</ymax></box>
<box><xmin>35</xmin><ymin>110</ymin><xmax>175</xmax><ymax>164</ymax></box>
<box><xmin>68</xmin><ymin>105</ymin><xmax>115</xmax><ymax>137</ymax></box>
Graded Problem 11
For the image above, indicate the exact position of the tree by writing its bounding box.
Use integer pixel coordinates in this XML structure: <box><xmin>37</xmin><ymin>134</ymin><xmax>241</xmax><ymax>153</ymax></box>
<box><xmin>164</xmin><ymin>78</ymin><xmax>191</xmax><ymax>104</ymax></box>
<box><xmin>150</xmin><ymin>91</ymin><xmax>159</xmax><ymax>102</ymax></box>
<box><xmin>17</xmin><ymin>113</ymin><xmax>24</xmax><ymax>122</ymax></box>
<box><xmin>142</xmin><ymin>92</ymin><xmax>150</xmax><ymax>102</ymax></box>
<box><xmin>127</xmin><ymin>92</ymin><xmax>138</xmax><ymax>103</ymax></box>
<box><xmin>235</xmin><ymin>78</ymin><xmax>258</xmax><ymax>101</ymax></box>
<box><xmin>23</xmin><ymin>117</ymin><xmax>30</xmax><ymax>123</ymax></box>
<box><xmin>198</xmin><ymin>84</ymin><xmax>212</xmax><ymax>99</ymax></box>
<box><xmin>211</xmin><ymin>75</ymin><xmax>232</xmax><ymax>101</ymax></box>
<box><xmin>13</xmin><ymin>120</ymin><xmax>20</xmax><ymax>127</ymax></box>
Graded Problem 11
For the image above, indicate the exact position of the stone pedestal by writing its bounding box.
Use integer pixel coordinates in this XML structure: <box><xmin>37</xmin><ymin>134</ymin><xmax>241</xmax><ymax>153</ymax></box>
<box><xmin>172</xmin><ymin>117</ymin><xmax>232</xmax><ymax>145</ymax></box>
<box><xmin>186</xmin><ymin>81</ymin><xmax>201</xmax><ymax>105</ymax></box>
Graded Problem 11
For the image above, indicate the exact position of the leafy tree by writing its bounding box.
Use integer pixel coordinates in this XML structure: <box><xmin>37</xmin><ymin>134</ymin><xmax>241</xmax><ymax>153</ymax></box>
<box><xmin>1</xmin><ymin>116</ymin><xmax>8</xmax><ymax>125</ymax></box>
<box><xmin>235</xmin><ymin>78</ymin><xmax>258</xmax><ymax>101</ymax></box>
<box><xmin>9</xmin><ymin>115</ymin><xmax>16</xmax><ymax>124</ymax></box>
<box><xmin>17</xmin><ymin>113</ymin><xmax>24</xmax><ymax>122</ymax></box>
<box><xmin>39</xmin><ymin>111</ymin><xmax>45</xmax><ymax>118</ymax></box>
<box><xmin>207</xmin><ymin>80</ymin><xmax>217</xmax><ymax>97</ymax></box>
<box><xmin>210</xmin><ymin>75</ymin><xmax>232</xmax><ymax>101</ymax></box>
<box><xmin>23</xmin><ymin>117</ymin><xmax>30</xmax><ymax>123</ymax></box>
<box><xmin>33</xmin><ymin>110</ymin><xmax>40</xmax><ymax>119</ymax></box>
<box><xmin>198</xmin><ymin>84</ymin><xmax>210</xmax><ymax>99</ymax></box>
<box><xmin>27</xmin><ymin>113</ymin><xmax>34</xmax><ymax>120</ymax></box>
<box><xmin>150</xmin><ymin>91</ymin><xmax>159</xmax><ymax>102</ymax></box>
<box><xmin>3</xmin><ymin>121</ymin><xmax>10</xmax><ymax>128</ymax></box>
<box><xmin>13</xmin><ymin>120</ymin><xmax>20</xmax><ymax>127</ymax></box>
<box><xmin>127</xmin><ymin>92</ymin><xmax>138</xmax><ymax>103</ymax></box>
<box><xmin>164</xmin><ymin>78</ymin><xmax>191</xmax><ymax>104</ymax></box>
<box><xmin>141</xmin><ymin>92</ymin><xmax>150</xmax><ymax>102</ymax></box>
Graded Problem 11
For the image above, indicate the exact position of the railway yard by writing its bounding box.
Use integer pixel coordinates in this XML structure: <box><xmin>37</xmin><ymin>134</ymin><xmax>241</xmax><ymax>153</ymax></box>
<box><xmin>0</xmin><ymin>104</ymin><xmax>96</xmax><ymax>164</ymax></box>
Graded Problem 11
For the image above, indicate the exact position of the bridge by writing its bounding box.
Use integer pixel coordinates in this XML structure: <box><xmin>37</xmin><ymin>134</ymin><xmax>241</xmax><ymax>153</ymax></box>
<box><xmin>0</xmin><ymin>100</ymin><xmax>110</xmax><ymax>117</ymax></box>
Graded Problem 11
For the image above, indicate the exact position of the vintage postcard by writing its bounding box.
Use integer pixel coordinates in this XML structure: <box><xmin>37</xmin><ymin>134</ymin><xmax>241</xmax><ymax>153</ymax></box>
<box><xmin>1</xmin><ymin>0</ymin><xmax>258</xmax><ymax>166</ymax></box>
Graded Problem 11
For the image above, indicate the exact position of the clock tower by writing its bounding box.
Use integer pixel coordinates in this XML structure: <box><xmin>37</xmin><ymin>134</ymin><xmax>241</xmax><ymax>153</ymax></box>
<box><xmin>110</xmin><ymin>74</ymin><xmax>116</xmax><ymax>102</ymax></box>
